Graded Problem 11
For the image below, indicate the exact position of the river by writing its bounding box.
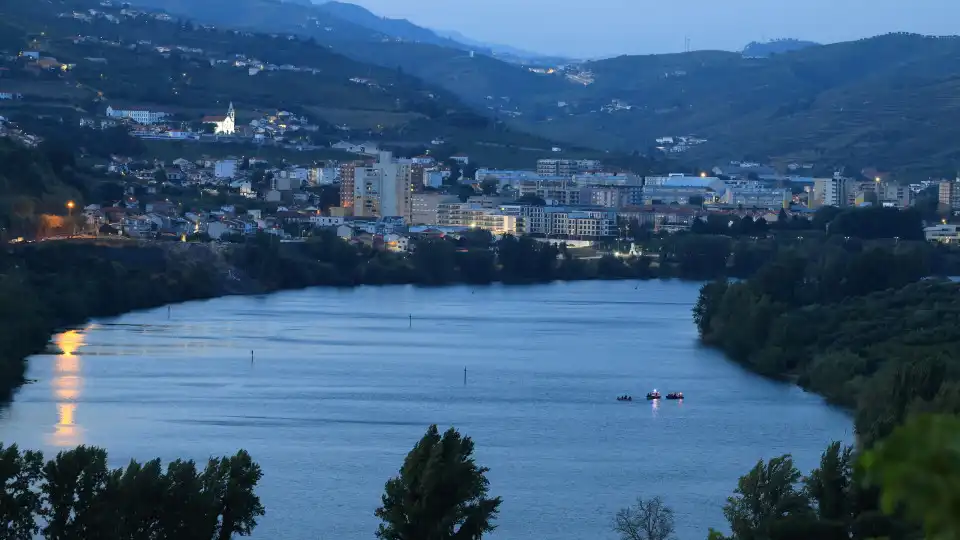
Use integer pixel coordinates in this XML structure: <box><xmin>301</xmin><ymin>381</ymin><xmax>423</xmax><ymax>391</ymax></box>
<box><xmin>0</xmin><ymin>280</ymin><xmax>852</xmax><ymax>539</ymax></box>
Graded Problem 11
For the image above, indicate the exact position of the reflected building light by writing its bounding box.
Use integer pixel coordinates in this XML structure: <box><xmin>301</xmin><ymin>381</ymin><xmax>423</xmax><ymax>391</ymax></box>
<box><xmin>53</xmin><ymin>403</ymin><xmax>79</xmax><ymax>447</ymax></box>
<box><xmin>48</xmin><ymin>328</ymin><xmax>88</xmax><ymax>448</ymax></box>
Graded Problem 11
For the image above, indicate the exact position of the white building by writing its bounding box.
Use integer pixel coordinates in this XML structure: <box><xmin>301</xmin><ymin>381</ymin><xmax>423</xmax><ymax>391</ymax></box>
<box><xmin>105</xmin><ymin>105</ymin><xmax>170</xmax><ymax>125</ymax></box>
<box><xmin>203</xmin><ymin>102</ymin><xmax>236</xmax><ymax>135</ymax></box>
<box><xmin>436</xmin><ymin>202</ymin><xmax>518</xmax><ymax>235</ymax></box>
<box><xmin>214</xmin><ymin>159</ymin><xmax>237</xmax><ymax>179</ymax></box>
<box><xmin>543</xmin><ymin>207</ymin><xmax>615</xmax><ymax>238</ymax></box>
<box><xmin>500</xmin><ymin>205</ymin><xmax>615</xmax><ymax>238</ymax></box>
<box><xmin>924</xmin><ymin>224</ymin><xmax>960</xmax><ymax>243</ymax></box>
<box><xmin>310</xmin><ymin>215</ymin><xmax>345</xmax><ymax>227</ymax></box>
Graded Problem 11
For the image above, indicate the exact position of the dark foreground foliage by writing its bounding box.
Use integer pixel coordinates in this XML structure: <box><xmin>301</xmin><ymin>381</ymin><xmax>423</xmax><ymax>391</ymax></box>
<box><xmin>710</xmin><ymin>413</ymin><xmax>960</xmax><ymax>540</ymax></box>
<box><xmin>0</xmin><ymin>444</ymin><xmax>263</xmax><ymax>540</ymax></box>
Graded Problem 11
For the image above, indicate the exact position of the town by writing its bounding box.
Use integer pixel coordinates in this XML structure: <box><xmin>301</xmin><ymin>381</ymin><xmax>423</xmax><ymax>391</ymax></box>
<box><xmin>9</xmin><ymin>105</ymin><xmax>952</xmax><ymax>249</ymax></box>
<box><xmin>2</xmin><ymin>0</ymin><xmax>955</xmax><ymax>252</ymax></box>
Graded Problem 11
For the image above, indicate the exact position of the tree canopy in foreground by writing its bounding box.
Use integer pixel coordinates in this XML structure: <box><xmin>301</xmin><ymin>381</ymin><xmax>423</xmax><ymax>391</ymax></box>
<box><xmin>375</xmin><ymin>425</ymin><xmax>501</xmax><ymax>540</ymax></box>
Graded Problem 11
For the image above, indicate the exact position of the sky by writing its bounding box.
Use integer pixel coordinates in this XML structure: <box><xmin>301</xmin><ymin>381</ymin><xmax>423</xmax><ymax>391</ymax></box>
<box><xmin>341</xmin><ymin>0</ymin><xmax>960</xmax><ymax>58</ymax></box>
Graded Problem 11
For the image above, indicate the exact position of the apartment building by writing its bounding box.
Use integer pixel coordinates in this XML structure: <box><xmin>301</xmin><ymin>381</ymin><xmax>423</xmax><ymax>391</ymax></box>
<box><xmin>353</xmin><ymin>152</ymin><xmax>413</xmax><ymax>219</ymax></box>
<box><xmin>500</xmin><ymin>205</ymin><xmax>615</xmax><ymax>238</ymax></box>
<box><xmin>877</xmin><ymin>182</ymin><xmax>912</xmax><ymax>208</ymax></box>
<box><xmin>582</xmin><ymin>185</ymin><xmax>632</xmax><ymax>208</ymax></box>
<box><xmin>721</xmin><ymin>185</ymin><xmax>791</xmax><ymax>209</ymax></box>
<box><xmin>536</xmin><ymin>159</ymin><xmax>602</xmax><ymax>177</ymax></box>
<box><xmin>410</xmin><ymin>193</ymin><xmax>455</xmax><ymax>225</ymax></box>
<box><xmin>517</xmin><ymin>180</ymin><xmax>582</xmax><ymax>205</ymax></box>
<box><xmin>339</xmin><ymin>162</ymin><xmax>359</xmax><ymax>210</ymax></box>
<box><xmin>940</xmin><ymin>180</ymin><xmax>960</xmax><ymax>211</ymax></box>
<box><xmin>436</xmin><ymin>202</ymin><xmax>518</xmax><ymax>235</ymax></box>
<box><xmin>811</xmin><ymin>176</ymin><xmax>847</xmax><ymax>208</ymax></box>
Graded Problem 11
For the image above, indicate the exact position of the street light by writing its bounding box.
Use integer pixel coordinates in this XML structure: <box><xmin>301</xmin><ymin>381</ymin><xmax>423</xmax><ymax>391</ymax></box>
<box><xmin>66</xmin><ymin>201</ymin><xmax>76</xmax><ymax>237</ymax></box>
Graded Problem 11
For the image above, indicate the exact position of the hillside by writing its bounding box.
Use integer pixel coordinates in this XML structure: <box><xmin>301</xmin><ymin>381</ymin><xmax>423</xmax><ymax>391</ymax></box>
<box><xmin>508</xmin><ymin>34</ymin><xmax>960</xmax><ymax>178</ymax></box>
<box><xmin>742</xmin><ymin>38</ymin><xmax>820</xmax><ymax>58</ymax></box>
<box><xmin>98</xmin><ymin>0</ymin><xmax>960</xmax><ymax>177</ymax></box>
<box><xmin>121</xmin><ymin>0</ymin><xmax>569</xmax><ymax>99</ymax></box>
<box><xmin>0</xmin><ymin>0</ymin><xmax>590</xmax><ymax>166</ymax></box>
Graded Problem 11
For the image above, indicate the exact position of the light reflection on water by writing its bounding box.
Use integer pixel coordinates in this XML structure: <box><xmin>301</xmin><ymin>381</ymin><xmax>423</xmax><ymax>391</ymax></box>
<box><xmin>50</xmin><ymin>328</ymin><xmax>88</xmax><ymax>447</ymax></box>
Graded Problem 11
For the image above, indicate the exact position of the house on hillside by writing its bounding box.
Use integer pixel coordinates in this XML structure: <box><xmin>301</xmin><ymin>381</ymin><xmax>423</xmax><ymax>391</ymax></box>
<box><xmin>332</xmin><ymin>141</ymin><xmax>380</xmax><ymax>155</ymax></box>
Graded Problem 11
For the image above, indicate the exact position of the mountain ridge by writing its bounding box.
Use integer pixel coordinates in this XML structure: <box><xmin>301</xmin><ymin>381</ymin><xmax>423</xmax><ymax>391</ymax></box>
<box><xmin>116</xmin><ymin>0</ymin><xmax>960</xmax><ymax>177</ymax></box>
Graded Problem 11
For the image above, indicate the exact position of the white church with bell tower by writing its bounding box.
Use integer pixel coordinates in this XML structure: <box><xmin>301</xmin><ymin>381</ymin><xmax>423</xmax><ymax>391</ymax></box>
<box><xmin>202</xmin><ymin>102</ymin><xmax>236</xmax><ymax>135</ymax></box>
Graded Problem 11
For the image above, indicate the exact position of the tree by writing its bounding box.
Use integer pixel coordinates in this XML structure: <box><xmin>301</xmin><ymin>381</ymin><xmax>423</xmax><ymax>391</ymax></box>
<box><xmin>457</xmin><ymin>183</ymin><xmax>477</xmax><ymax>203</ymax></box>
<box><xmin>861</xmin><ymin>414</ymin><xmax>960</xmax><ymax>540</ymax></box>
<box><xmin>804</xmin><ymin>442</ymin><xmax>854</xmax><ymax>540</ymax></box>
<box><xmin>0</xmin><ymin>444</ymin><xmax>44</xmax><ymax>540</ymax></box>
<box><xmin>516</xmin><ymin>194</ymin><xmax>546</xmax><ymax>206</ymax></box>
<box><xmin>722</xmin><ymin>455</ymin><xmax>813</xmax><ymax>540</ymax></box>
<box><xmin>613</xmin><ymin>496</ymin><xmax>676</xmax><ymax>540</ymax></box>
<box><xmin>41</xmin><ymin>446</ymin><xmax>116</xmax><ymax>539</ymax></box>
<box><xmin>95</xmin><ymin>181</ymin><xmax>125</xmax><ymax>204</ymax></box>
<box><xmin>202</xmin><ymin>450</ymin><xmax>265</xmax><ymax>540</ymax></box>
<box><xmin>462</xmin><ymin>163</ymin><xmax>478</xmax><ymax>183</ymax></box>
<box><xmin>479</xmin><ymin>178</ymin><xmax>499</xmax><ymax>196</ymax></box>
<box><xmin>375</xmin><ymin>425</ymin><xmax>501</xmax><ymax>540</ymax></box>
<box><xmin>445</xmin><ymin>161</ymin><xmax>462</xmax><ymax>184</ymax></box>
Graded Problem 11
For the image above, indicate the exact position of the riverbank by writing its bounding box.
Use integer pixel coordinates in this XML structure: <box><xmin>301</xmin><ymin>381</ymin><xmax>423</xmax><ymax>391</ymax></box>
<box><xmin>693</xmin><ymin>247</ymin><xmax>960</xmax><ymax>446</ymax></box>
<box><xmin>0</xmin><ymin>234</ymin><xmax>666</xmax><ymax>401</ymax></box>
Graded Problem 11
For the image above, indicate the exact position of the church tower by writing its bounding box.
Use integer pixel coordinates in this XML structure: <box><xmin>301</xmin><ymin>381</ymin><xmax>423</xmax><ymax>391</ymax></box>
<box><xmin>227</xmin><ymin>102</ymin><xmax>235</xmax><ymax>122</ymax></box>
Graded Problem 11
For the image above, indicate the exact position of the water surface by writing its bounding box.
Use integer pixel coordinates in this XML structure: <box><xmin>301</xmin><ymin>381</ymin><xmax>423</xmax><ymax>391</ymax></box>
<box><xmin>0</xmin><ymin>281</ymin><xmax>852</xmax><ymax>539</ymax></box>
